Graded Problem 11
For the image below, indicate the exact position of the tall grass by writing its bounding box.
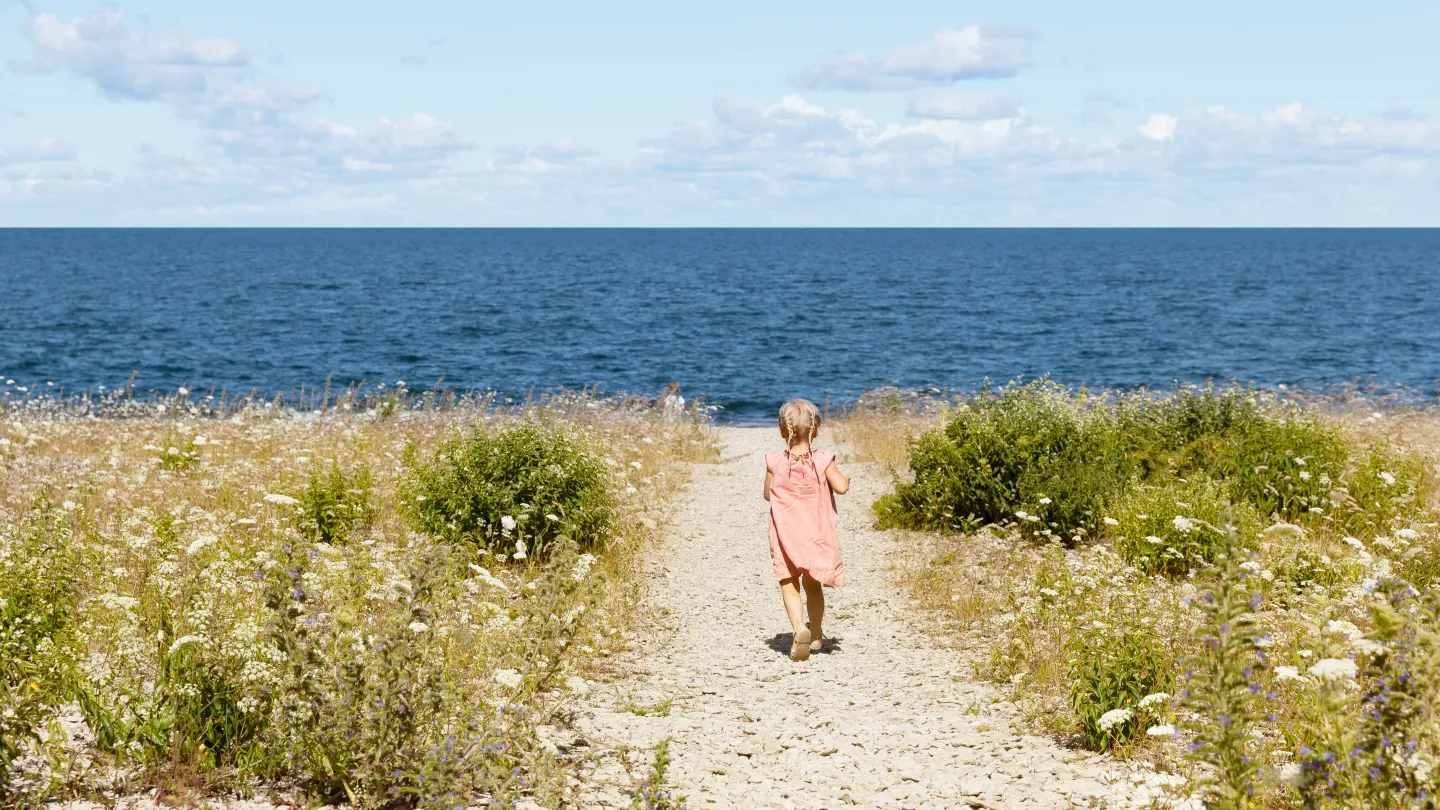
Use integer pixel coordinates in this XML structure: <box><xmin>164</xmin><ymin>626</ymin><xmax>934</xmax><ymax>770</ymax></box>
<box><xmin>0</xmin><ymin>389</ymin><xmax>716</xmax><ymax>807</ymax></box>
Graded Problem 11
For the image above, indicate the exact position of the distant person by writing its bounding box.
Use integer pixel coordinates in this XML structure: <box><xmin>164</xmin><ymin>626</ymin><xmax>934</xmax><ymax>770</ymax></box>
<box><xmin>762</xmin><ymin>398</ymin><xmax>849</xmax><ymax>661</ymax></box>
<box><xmin>661</xmin><ymin>381</ymin><xmax>685</xmax><ymax>420</ymax></box>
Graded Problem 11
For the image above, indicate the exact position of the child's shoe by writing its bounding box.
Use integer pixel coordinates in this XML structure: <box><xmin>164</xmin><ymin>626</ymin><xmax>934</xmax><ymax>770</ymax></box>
<box><xmin>791</xmin><ymin>628</ymin><xmax>812</xmax><ymax>661</ymax></box>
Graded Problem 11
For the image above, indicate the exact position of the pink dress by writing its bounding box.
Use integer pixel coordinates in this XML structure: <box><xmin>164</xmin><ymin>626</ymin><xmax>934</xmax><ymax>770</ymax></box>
<box><xmin>767</xmin><ymin>450</ymin><xmax>844</xmax><ymax>586</ymax></box>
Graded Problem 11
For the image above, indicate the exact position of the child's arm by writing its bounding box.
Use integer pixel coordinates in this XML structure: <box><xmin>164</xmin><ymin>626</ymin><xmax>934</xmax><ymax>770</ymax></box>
<box><xmin>824</xmin><ymin>460</ymin><xmax>850</xmax><ymax>495</ymax></box>
<box><xmin>763</xmin><ymin>470</ymin><xmax>774</xmax><ymax>501</ymax></box>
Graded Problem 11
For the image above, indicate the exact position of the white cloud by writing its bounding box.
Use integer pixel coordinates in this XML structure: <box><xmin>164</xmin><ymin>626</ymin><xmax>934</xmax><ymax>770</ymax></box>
<box><xmin>492</xmin><ymin>139</ymin><xmax>596</xmax><ymax>174</ymax></box>
<box><xmin>908</xmin><ymin>93</ymin><xmax>1021</xmax><ymax>121</ymax></box>
<box><xmin>1137</xmin><ymin>113</ymin><xmax>1178</xmax><ymax>141</ymax></box>
<box><xmin>0</xmin><ymin>138</ymin><xmax>77</xmax><ymax>166</ymax></box>
<box><xmin>10</xmin><ymin>6</ymin><xmax>470</xmax><ymax>189</ymax></box>
<box><xmin>13</xmin><ymin>8</ymin><xmax>247</xmax><ymax>101</ymax></box>
<box><xmin>794</xmin><ymin>26</ymin><xmax>1035</xmax><ymax>91</ymax></box>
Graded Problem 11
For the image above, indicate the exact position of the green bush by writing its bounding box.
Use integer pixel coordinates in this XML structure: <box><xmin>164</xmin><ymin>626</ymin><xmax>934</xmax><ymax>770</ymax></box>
<box><xmin>404</xmin><ymin>423</ymin><xmax>615</xmax><ymax>559</ymax></box>
<box><xmin>1113</xmin><ymin>476</ymin><xmax>1261</xmax><ymax>578</ymax></box>
<box><xmin>295</xmin><ymin>462</ymin><xmax>375</xmax><ymax>544</ymax></box>
<box><xmin>1066</xmin><ymin>625</ymin><xmax>1173</xmax><ymax>751</ymax></box>
<box><xmin>875</xmin><ymin>382</ymin><xmax>1127</xmax><ymax>541</ymax></box>
<box><xmin>0</xmin><ymin>502</ymin><xmax>79</xmax><ymax>787</ymax></box>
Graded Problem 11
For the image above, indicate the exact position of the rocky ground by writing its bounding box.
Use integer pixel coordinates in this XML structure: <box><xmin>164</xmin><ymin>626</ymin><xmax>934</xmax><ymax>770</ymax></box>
<box><xmin>565</xmin><ymin>428</ymin><xmax>1180</xmax><ymax>810</ymax></box>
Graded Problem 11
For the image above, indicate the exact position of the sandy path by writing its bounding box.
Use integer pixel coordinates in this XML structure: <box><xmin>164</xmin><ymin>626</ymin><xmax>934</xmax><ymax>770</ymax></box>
<box><xmin>569</xmin><ymin>428</ymin><xmax>1152</xmax><ymax>810</ymax></box>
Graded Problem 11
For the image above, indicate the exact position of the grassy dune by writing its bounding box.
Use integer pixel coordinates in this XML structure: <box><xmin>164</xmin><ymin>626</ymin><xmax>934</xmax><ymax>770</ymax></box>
<box><xmin>838</xmin><ymin>383</ymin><xmax>1440</xmax><ymax>809</ymax></box>
<box><xmin>0</xmin><ymin>389</ymin><xmax>716</xmax><ymax>808</ymax></box>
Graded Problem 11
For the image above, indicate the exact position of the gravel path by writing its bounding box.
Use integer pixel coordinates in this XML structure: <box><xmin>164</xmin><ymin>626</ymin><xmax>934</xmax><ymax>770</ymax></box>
<box><xmin>568</xmin><ymin>428</ymin><xmax>1164</xmax><ymax>810</ymax></box>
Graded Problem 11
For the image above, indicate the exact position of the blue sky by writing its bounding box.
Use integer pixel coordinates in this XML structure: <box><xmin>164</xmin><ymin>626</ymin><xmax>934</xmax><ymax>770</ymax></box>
<box><xmin>2</xmin><ymin>0</ymin><xmax>1438</xmax><ymax>225</ymax></box>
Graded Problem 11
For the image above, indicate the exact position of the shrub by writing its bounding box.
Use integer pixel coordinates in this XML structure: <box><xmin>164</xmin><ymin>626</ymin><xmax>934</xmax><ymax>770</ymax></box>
<box><xmin>1211</xmin><ymin>416</ymin><xmax>1347</xmax><ymax>522</ymax></box>
<box><xmin>1113</xmin><ymin>477</ymin><xmax>1261</xmax><ymax>578</ymax></box>
<box><xmin>0</xmin><ymin>502</ymin><xmax>79</xmax><ymax>788</ymax></box>
<box><xmin>1066</xmin><ymin>624</ymin><xmax>1173</xmax><ymax>751</ymax></box>
<box><xmin>876</xmin><ymin>382</ymin><xmax>1127</xmax><ymax>542</ymax></box>
<box><xmin>295</xmin><ymin>462</ymin><xmax>374</xmax><ymax>544</ymax></box>
<box><xmin>404</xmin><ymin>422</ymin><xmax>615</xmax><ymax>559</ymax></box>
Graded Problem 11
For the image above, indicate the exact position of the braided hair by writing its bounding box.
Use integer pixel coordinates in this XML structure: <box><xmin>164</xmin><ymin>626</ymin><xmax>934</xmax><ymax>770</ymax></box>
<box><xmin>778</xmin><ymin>398</ymin><xmax>820</xmax><ymax>452</ymax></box>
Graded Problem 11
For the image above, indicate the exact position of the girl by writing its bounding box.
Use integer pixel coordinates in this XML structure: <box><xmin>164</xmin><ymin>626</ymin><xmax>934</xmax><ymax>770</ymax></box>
<box><xmin>763</xmin><ymin>399</ymin><xmax>850</xmax><ymax>661</ymax></box>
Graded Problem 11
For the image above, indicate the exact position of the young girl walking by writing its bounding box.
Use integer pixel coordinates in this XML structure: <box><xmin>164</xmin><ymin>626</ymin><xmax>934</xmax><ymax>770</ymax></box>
<box><xmin>763</xmin><ymin>399</ymin><xmax>850</xmax><ymax>661</ymax></box>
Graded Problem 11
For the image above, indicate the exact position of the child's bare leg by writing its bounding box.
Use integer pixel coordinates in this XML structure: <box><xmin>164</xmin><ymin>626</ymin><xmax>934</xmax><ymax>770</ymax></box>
<box><xmin>778</xmin><ymin>577</ymin><xmax>805</xmax><ymax>631</ymax></box>
<box><xmin>802</xmin><ymin>575</ymin><xmax>825</xmax><ymax>639</ymax></box>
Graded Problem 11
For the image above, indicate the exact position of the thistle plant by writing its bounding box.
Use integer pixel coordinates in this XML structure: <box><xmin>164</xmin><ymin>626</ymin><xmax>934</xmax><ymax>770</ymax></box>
<box><xmin>1179</xmin><ymin>517</ymin><xmax>1271</xmax><ymax>810</ymax></box>
<box><xmin>630</xmin><ymin>738</ymin><xmax>687</xmax><ymax>810</ymax></box>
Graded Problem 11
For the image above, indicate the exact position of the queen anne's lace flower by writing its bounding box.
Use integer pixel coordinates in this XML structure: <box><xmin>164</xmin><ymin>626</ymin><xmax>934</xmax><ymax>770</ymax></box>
<box><xmin>1138</xmin><ymin>692</ymin><xmax>1170</xmax><ymax>708</ymax></box>
<box><xmin>263</xmin><ymin>493</ymin><xmax>299</xmax><ymax>505</ymax></box>
<box><xmin>1146</xmin><ymin>724</ymin><xmax>1176</xmax><ymax>737</ymax></box>
<box><xmin>1097</xmin><ymin>708</ymin><xmax>1134</xmax><ymax>731</ymax></box>
<box><xmin>494</xmin><ymin>669</ymin><xmax>523</xmax><ymax>688</ymax></box>
<box><xmin>1308</xmin><ymin>658</ymin><xmax>1358</xmax><ymax>681</ymax></box>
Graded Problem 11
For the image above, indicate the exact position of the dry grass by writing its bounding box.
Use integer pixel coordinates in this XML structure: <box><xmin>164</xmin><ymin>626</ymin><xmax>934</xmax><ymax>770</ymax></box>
<box><xmin>0</xmin><ymin>390</ymin><xmax>717</xmax><ymax>806</ymax></box>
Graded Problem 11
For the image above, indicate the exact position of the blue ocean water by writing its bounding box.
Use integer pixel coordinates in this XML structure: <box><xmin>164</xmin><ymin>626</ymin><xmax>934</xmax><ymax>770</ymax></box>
<box><xmin>1</xmin><ymin>229</ymin><xmax>1437</xmax><ymax>421</ymax></box>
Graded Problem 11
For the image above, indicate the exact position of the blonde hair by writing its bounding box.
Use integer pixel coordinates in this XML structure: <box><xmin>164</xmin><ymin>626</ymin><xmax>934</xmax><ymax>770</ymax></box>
<box><xmin>778</xmin><ymin>398</ymin><xmax>821</xmax><ymax>447</ymax></box>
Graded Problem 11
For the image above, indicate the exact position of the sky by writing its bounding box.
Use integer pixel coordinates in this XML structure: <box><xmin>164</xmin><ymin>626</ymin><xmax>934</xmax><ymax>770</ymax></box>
<box><xmin>1</xmin><ymin>0</ymin><xmax>1438</xmax><ymax>226</ymax></box>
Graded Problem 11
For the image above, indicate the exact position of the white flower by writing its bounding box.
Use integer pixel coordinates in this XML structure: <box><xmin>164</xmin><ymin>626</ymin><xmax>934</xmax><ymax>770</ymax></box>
<box><xmin>1351</xmin><ymin>638</ymin><xmax>1386</xmax><ymax>656</ymax></box>
<box><xmin>545</xmin><ymin>513</ymin><xmax>559</xmax><ymax>521</ymax></box>
<box><xmin>1038</xmin><ymin>587</ymin><xmax>1059</xmax><ymax>598</ymax></box>
<box><xmin>1098</xmin><ymin>708</ymin><xmax>1134</xmax><ymax>731</ymax></box>
<box><xmin>1308</xmin><ymin>658</ymin><xmax>1359</xmax><ymax>681</ymax></box>
<box><xmin>263</xmin><ymin>493</ymin><xmax>299</xmax><ymax>506</ymax></box>
<box><xmin>167</xmin><ymin>634</ymin><xmax>207</xmax><ymax>656</ymax></box>
<box><xmin>468</xmin><ymin>564</ymin><xmax>509</xmax><ymax>591</ymax></box>
<box><xmin>1274</xmin><ymin>666</ymin><xmax>1304</xmax><ymax>681</ymax></box>
<box><xmin>1145</xmin><ymin>535</ymin><xmax>1164</xmax><ymax>545</ymax></box>
<box><xmin>1279</xmin><ymin>763</ymin><xmax>1305</xmax><ymax>788</ymax></box>
<box><xmin>1103</xmin><ymin>517</ymin><xmax>1119</xmax><ymax>526</ymax></box>
<box><xmin>185</xmin><ymin>534</ymin><xmax>217</xmax><ymax>555</ymax></box>
<box><xmin>62</xmin><ymin>500</ymin><xmax>77</xmax><ymax>511</ymax></box>
<box><xmin>1326</xmin><ymin>620</ymin><xmax>1362</xmax><ymax>640</ymax></box>
<box><xmin>1239</xmin><ymin>561</ymin><xmax>1262</xmax><ymax>572</ymax></box>
<box><xmin>177</xmin><ymin>387</ymin><xmax>189</xmax><ymax>395</ymax></box>
<box><xmin>1342</xmin><ymin>536</ymin><xmax>1365</xmax><ymax>551</ymax></box>
<box><xmin>408</xmin><ymin>621</ymin><xmax>429</xmax><ymax>633</ymax></box>
<box><xmin>501</xmin><ymin>515</ymin><xmax>517</xmax><ymax>532</ymax></box>
<box><xmin>513</xmin><ymin>538</ymin><xmax>528</xmax><ymax>561</ymax></box>
<box><xmin>1146</xmin><ymin>724</ymin><xmax>1177</xmax><ymax>737</ymax></box>
<box><xmin>572</xmin><ymin>553</ymin><xmax>597</xmax><ymax>582</ymax></box>
<box><xmin>1138</xmin><ymin>692</ymin><xmax>1170</xmax><ymax>709</ymax></box>
<box><xmin>1172</xmin><ymin>516</ymin><xmax>1196</xmax><ymax>533</ymax></box>
<box><xmin>1299</xmin><ymin>471</ymin><xmax>1311</xmax><ymax>481</ymax></box>
<box><xmin>1379</xmin><ymin>471</ymin><xmax>1396</xmax><ymax>486</ymax></box>
<box><xmin>1394</xmin><ymin>528</ymin><xmax>1419</xmax><ymax>540</ymax></box>
<box><xmin>494</xmin><ymin>669</ymin><xmax>523</xmax><ymax>688</ymax></box>
<box><xmin>630</xmin><ymin>461</ymin><xmax>643</xmax><ymax>470</ymax></box>
<box><xmin>1038</xmin><ymin>497</ymin><xmax>1052</xmax><ymax>505</ymax></box>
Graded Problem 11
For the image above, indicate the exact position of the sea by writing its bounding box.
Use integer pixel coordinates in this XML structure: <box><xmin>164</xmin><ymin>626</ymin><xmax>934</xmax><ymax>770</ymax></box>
<box><xmin>2</xmin><ymin>228</ymin><xmax>1437</xmax><ymax>422</ymax></box>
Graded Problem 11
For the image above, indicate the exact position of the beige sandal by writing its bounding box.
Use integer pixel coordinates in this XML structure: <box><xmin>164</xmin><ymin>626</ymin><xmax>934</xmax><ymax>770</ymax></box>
<box><xmin>791</xmin><ymin>628</ymin><xmax>812</xmax><ymax>661</ymax></box>
<box><xmin>809</xmin><ymin>632</ymin><xmax>823</xmax><ymax>653</ymax></box>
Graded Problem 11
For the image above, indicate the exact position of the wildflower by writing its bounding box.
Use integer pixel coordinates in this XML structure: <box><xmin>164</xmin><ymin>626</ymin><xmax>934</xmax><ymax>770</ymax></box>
<box><xmin>1239</xmin><ymin>561</ymin><xmax>1262</xmax><ymax>572</ymax></box>
<box><xmin>1351</xmin><ymin>638</ymin><xmax>1386</xmax><ymax>656</ymax></box>
<box><xmin>1307</xmin><ymin>658</ymin><xmax>1358</xmax><ymax>682</ymax></box>
<box><xmin>1139</xmin><ymin>692</ymin><xmax>1170</xmax><ymax>709</ymax></box>
<box><xmin>1038</xmin><ymin>497</ymin><xmax>1052</xmax><ymax>505</ymax></box>
<box><xmin>409</xmin><ymin>621</ymin><xmax>430</xmax><ymax>633</ymax></box>
<box><xmin>264</xmin><ymin>493</ymin><xmax>299</xmax><ymax>506</ymax></box>
<box><xmin>1394</xmin><ymin>527</ymin><xmax>1419</xmax><ymax>540</ymax></box>
<box><xmin>1145</xmin><ymin>535</ymin><xmax>1163</xmax><ymax>544</ymax></box>
<box><xmin>468</xmin><ymin>564</ymin><xmax>508</xmax><ymax>590</ymax></box>
<box><xmin>1325</xmin><ymin>619</ymin><xmax>1362</xmax><ymax>640</ymax></box>
<box><xmin>1098</xmin><ymin>708</ymin><xmax>1134</xmax><ymax>731</ymax></box>
<box><xmin>630</xmin><ymin>461</ymin><xmax>643</xmax><ymax>470</ymax></box>
<box><xmin>1038</xmin><ymin>587</ymin><xmax>1059</xmax><ymax>598</ymax></box>
<box><xmin>545</xmin><ymin>513</ymin><xmax>559</xmax><ymax>521</ymax></box>
<box><xmin>1172</xmin><ymin>516</ymin><xmax>1196</xmax><ymax>533</ymax></box>
<box><xmin>167</xmin><ymin>634</ymin><xmax>207</xmax><ymax>656</ymax></box>
<box><xmin>571</xmin><ymin>553</ymin><xmax>597</xmax><ymax>582</ymax></box>
<box><xmin>513</xmin><ymin>538</ymin><xmax>528</xmax><ymax>561</ymax></box>
<box><xmin>1278</xmin><ymin>762</ymin><xmax>1305</xmax><ymax>788</ymax></box>
<box><xmin>1103</xmin><ymin>517</ymin><xmax>1119</xmax><ymax>526</ymax></box>
<box><xmin>501</xmin><ymin>515</ymin><xmax>517</xmax><ymax>532</ymax></box>
<box><xmin>1342</xmin><ymin>536</ymin><xmax>1365</xmax><ymax>551</ymax></box>
<box><xmin>1378</xmin><ymin>471</ymin><xmax>1396</xmax><ymax>486</ymax></box>
<box><xmin>494</xmin><ymin>669</ymin><xmax>523</xmax><ymax>688</ymax></box>
<box><xmin>1299</xmin><ymin>471</ymin><xmax>1311</xmax><ymax>481</ymax></box>
<box><xmin>185</xmin><ymin>534</ymin><xmax>217</xmax><ymax>555</ymax></box>
<box><xmin>1274</xmin><ymin>666</ymin><xmax>1304</xmax><ymax>681</ymax></box>
<box><xmin>62</xmin><ymin>500</ymin><xmax>77</xmax><ymax>511</ymax></box>
<box><xmin>1147</xmin><ymin>724</ymin><xmax>1177</xmax><ymax>737</ymax></box>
